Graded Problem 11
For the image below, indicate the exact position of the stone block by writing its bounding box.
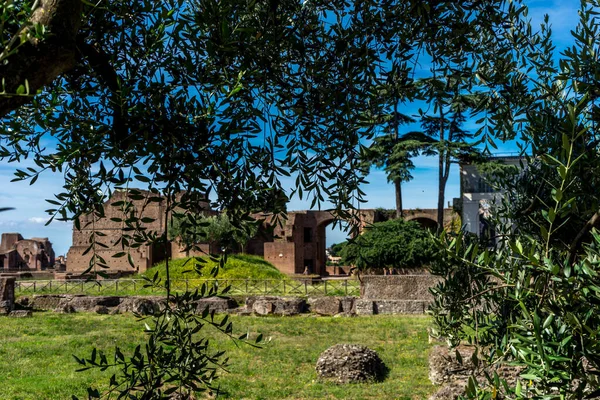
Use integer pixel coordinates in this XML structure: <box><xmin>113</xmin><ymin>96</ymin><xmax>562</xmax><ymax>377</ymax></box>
<box><xmin>69</xmin><ymin>296</ymin><xmax>120</xmax><ymax>311</ymax></box>
<box><xmin>117</xmin><ymin>297</ymin><xmax>162</xmax><ymax>315</ymax></box>
<box><xmin>194</xmin><ymin>297</ymin><xmax>237</xmax><ymax>314</ymax></box>
<box><xmin>31</xmin><ymin>295</ymin><xmax>70</xmax><ymax>310</ymax></box>
<box><xmin>253</xmin><ymin>300</ymin><xmax>275</xmax><ymax>315</ymax></box>
<box><xmin>248</xmin><ymin>296</ymin><xmax>307</xmax><ymax>315</ymax></box>
<box><xmin>340</xmin><ymin>297</ymin><xmax>355</xmax><ymax>314</ymax></box>
<box><xmin>0</xmin><ymin>300</ymin><xmax>11</xmax><ymax>315</ymax></box>
<box><xmin>361</xmin><ymin>275</ymin><xmax>441</xmax><ymax>301</ymax></box>
<box><xmin>8</xmin><ymin>310</ymin><xmax>32</xmax><ymax>318</ymax></box>
<box><xmin>355</xmin><ymin>299</ymin><xmax>374</xmax><ymax>315</ymax></box>
<box><xmin>0</xmin><ymin>277</ymin><xmax>15</xmax><ymax>314</ymax></box>
<box><xmin>310</xmin><ymin>297</ymin><xmax>341</xmax><ymax>316</ymax></box>
<box><xmin>373</xmin><ymin>300</ymin><xmax>429</xmax><ymax>314</ymax></box>
<box><xmin>94</xmin><ymin>305</ymin><xmax>110</xmax><ymax>314</ymax></box>
<box><xmin>55</xmin><ymin>303</ymin><xmax>76</xmax><ymax>314</ymax></box>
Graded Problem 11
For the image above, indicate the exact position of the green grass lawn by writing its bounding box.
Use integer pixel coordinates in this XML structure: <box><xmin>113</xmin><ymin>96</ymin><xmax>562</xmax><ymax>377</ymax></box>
<box><xmin>0</xmin><ymin>313</ymin><xmax>435</xmax><ymax>399</ymax></box>
<box><xmin>143</xmin><ymin>254</ymin><xmax>290</xmax><ymax>281</ymax></box>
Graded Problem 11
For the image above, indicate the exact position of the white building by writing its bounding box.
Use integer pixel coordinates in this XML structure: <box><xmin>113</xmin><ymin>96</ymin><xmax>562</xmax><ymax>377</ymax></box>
<box><xmin>460</xmin><ymin>156</ymin><xmax>524</xmax><ymax>238</ymax></box>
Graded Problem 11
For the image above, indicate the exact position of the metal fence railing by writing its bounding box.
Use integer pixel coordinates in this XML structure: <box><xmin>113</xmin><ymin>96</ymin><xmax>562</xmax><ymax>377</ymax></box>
<box><xmin>15</xmin><ymin>278</ymin><xmax>361</xmax><ymax>297</ymax></box>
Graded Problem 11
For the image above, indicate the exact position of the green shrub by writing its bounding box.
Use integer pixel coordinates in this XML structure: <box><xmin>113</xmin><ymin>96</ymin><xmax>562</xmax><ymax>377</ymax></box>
<box><xmin>341</xmin><ymin>219</ymin><xmax>436</xmax><ymax>270</ymax></box>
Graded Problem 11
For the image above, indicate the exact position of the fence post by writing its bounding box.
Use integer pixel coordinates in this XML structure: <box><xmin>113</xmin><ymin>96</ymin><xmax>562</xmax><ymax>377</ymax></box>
<box><xmin>324</xmin><ymin>280</ymin><xmax>327</xmax><ymax>295</ymax></box>
<box><xmin>49</xmin><ymin>280</ymin><xmax>52</xmax><ymax>292</ymax></box>
<box><xmin>283</xmin><ymin>280</ymin><xmax>286</xmax><ymax>295</ymax></box>
<box><xmin>304</xmin><ymin>280</ymin><xmax>308</xmax><ymax>295</ymax></box>
<box><xmin>245</xmin><ymin>279</ymin><xmax>248</xmax><ymax>294</ymax></box>
<box><xmin>265</xmin><ymin>280</ymin><xmax>268</xmax><ymax>294</ymax></box>
<box><xmin>33</xmin><ymin>281</ymin><xmax>36</xmax><ymax>292</ymax></box>
<box><xmin>345</xmin><ymin>279</ymin><xmax>348</xmax><ymax>295</ymax></box>
<box><xmin>115</xmin><ymin>280</ymin><xmax>119</xmax><ymax>293</ymax></box>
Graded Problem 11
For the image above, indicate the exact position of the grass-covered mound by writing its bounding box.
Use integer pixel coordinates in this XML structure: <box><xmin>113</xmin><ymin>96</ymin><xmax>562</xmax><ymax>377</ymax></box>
<box><xmin>142</xmin><ymin>254</ymin><xmax>289</xmax><ymax>281</ymax></box>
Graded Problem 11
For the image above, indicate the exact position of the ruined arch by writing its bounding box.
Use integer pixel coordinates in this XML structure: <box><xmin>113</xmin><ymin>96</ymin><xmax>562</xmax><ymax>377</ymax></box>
<box><xmin>254</xmin><ymin>210</ymin><xmax>381</xmax><ymax>276</ymax></box>
<box><xmin>406</xmin><ymin>216</ymin><xmax>438</xmax><ymax>230</ymax></box>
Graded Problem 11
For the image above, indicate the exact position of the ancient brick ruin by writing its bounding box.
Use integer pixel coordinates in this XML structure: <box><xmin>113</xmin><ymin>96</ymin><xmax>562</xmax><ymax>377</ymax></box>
<box><xmin>66</xmin><ymin>190</ymin><xmax>211</xmax><ymax>274</ymax></box>
<box><xmin>252</xmin><ymin>208</ymin><xmax>453</xmax><ymax>275</ymax></box>
<box><xmin>0</xmin><ymin>233</ymin><xmax>55</xmax><ymax>271</ymax></box>
<box><xmin>65</xmin><ymin>189</ymin><xmax>453</xmax><ymax>276</ymax></box>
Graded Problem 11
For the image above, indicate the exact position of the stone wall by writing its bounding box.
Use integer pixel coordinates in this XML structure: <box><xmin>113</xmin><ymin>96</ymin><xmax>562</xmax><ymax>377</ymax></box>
<box><xmin>361</xmin><ymin>275</ymin><xmax>441</xmax><ymax>300</ymax></box>
<box><xmin>356</xmin><ymin>275</ymin><xmax>442</xmax><ymax>315</ymax></box>
<box><xmin>66</xmin><ymin>190</ymin><xmax>211</xmax><ymax>274</ymax></box>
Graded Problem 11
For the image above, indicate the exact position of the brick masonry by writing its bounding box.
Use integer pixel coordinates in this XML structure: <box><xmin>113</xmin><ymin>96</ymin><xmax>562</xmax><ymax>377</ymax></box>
<box><xmin>65</xmin><ymin>189</ymin><xmax>453</xmax><ymax>276</ymax></box>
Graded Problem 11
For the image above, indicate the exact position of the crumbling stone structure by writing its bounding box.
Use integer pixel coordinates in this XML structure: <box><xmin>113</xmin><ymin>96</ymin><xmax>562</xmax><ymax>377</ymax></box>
<box><xmin>316</xmin><ymin>344</ymin><xmax>387</xmax><ymax>383</ymax></box>
<box><xmin>356</xmin><ymin>275</ymin><xmax>442</xmax><ymax>314</ymax></box>
<box><xmin>0</xmin><ymin>233</ymin><xmax>55</xmax><ymax>271</ymax></box>
<box><xmin>66</xmin><ymin>190</ymin><xmax>211</xmax><ymax>274</ymax></box>
<box><xmin>250</xmin><ymin>209</ymin><xmax>452</xmax><ymax>275</ymax></box>
<box><xmin>65</xmin><ymin>188</ymin><xmax>453</xmax><ymax>276</ymax></box>
<box><xmin>0</xmin><ymin>277</ymin><xmax>15</xmax><ymax>314</ymax></box>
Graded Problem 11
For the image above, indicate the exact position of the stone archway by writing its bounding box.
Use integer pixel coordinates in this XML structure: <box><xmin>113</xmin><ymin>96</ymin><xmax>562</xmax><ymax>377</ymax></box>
<box><xmin>255</xmin><ymin>208</ymin><xmax>453</xmax><ymax>276</ymax></box>
<box><xmin>257</xmin><ymin>209</ymin><xmax>381</xmax><ymax>276</ymax></box>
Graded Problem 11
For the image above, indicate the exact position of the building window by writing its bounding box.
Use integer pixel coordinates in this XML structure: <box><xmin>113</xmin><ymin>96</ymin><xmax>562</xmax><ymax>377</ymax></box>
<box><xmin>304</xmin><ymin>227</ymin><xmax>313</xmax><ymax>243</ymax></box>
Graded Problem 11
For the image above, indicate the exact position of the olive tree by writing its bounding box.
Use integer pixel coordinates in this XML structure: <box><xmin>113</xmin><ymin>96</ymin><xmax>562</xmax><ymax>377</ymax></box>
<box><xmin>430</xmin><ymin>2</ymin><xmax>600</xmax><ymax>398</ymax></box>
<box><xmin>0</xmin><ymin>0</ymin><xmax>534</xmax><ymax>398</ymax></box>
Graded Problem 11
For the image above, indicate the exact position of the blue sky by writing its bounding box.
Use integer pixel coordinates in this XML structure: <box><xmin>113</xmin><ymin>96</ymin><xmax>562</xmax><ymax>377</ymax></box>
<box><xmin>0</xmin><ymin>1</ymin><xmax>581</xmax><ymax>255</ymax></box>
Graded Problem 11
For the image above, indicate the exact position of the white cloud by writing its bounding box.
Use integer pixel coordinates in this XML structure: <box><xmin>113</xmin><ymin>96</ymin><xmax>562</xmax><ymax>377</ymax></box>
<box><xmin>28</xmin><ymin>217</ymin><xmax>48</xmax><ymax>224</ymax></box>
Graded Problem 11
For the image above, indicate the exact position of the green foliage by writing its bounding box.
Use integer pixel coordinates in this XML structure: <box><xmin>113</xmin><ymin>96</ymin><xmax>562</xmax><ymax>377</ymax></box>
<box><xmin>430</xmin><ymin>3</ymin><xmax>600</xmax><ymax>398</ymax></box>
<box><xmin>169</xmin><ymin>213</ymin><xmax>258</xmax><ymax>251</ymax></box>
<box><xmin>144</xmin><ymin>254</ymin><xmax>288</xmax><ymax>282</ymax></box>
<box><xmin>341</xmin><ymin>219</ymin><xmax>436</xmax><ymax>270</ymax></box>
<box><xmin>73</xmin><ymin>255</ymin><xmax>264</xmax><ymax>399</ymax></box>
<box><xmin>359</xmin><ymin>113</ymin><xmax>418</xmax><ymax>217</ymax></box>
<box><xmin>0</xmin><ymin>0</ymin><xmax>545</xmax><ymax>397</ymax></box>
<box><xmin>328</xmin><ymin>242</ymin><xmax>347</xmax><ymax>258</ymax></box>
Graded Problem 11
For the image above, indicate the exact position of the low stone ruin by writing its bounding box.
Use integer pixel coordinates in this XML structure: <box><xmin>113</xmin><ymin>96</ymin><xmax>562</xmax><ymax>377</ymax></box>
<box><xmin>356</xmin><ymin>275</ymin><xmax>441</xmax><ymax>315</ymax></box>
<box><xmin>316</xmin><ymin>344</ymin><xmax>387</xmax><ymax>383</ymax></box>
<box><xmin>307</xmin><ymin>296</ymin><xmax>355</xmax><ymax>316</ymax></box>
<box><xmin>0</xmin><ymin>277</ymin><xmax>15</xmax><ymax>314</ymax></box>
<box><xmin>428</xmin><ymin>345</ymin><xmax>522</xmax><ymax>400</ymax></box>
<box><xmin>19</xmin><ymin>294</ymin><xmax>239</xmax><ymax>316</ymax></box>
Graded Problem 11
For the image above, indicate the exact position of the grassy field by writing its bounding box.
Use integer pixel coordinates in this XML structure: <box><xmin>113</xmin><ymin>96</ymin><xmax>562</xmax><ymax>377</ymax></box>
<box><xmin>0</xmin><ymin>313</ymin><xmax>435</xmax><ymax>399</ymax></box>
<box><xmin>142</xmin><ymin>254</ymin><xmax>290</xmax><ymax>281</ymax></box>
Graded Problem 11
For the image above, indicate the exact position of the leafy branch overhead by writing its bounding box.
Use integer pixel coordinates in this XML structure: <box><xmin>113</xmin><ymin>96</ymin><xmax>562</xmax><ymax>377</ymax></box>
<box><xmin>0</xmin><ymin>0</ymin><xmax>567</xmax><ymax>398</ymax></box>
<box><xmin>430</xmin><ymin>2</ymin><xmax>600</xmax><ymax>398</ymax></box>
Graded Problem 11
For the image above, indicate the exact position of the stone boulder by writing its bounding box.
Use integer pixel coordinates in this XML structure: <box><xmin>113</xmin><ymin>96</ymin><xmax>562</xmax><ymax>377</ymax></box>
<box><xmin>31</xmin><ymin>294</ymin><xmax>72</xmax><ymax>310</ymax></box>
<box><xmin>247</xmin><ymin>296</ymin><xmax>307</xmax><ymax>316</ymax></box>
<box><xmin>55</xmin><ymin>303</ymin><xmax>76</xmax><ymax>313</ymax></box>
<box><xmin>8</xmin><ymin>310</ymin><xmax>32</xmax><ymax>318</ymax></box>
<box><xmin>340</xmin><ymin>297</ymin><xmax>355</xmax><ymax>314</ymax></box>
<box><xmin>316</xmin><ymin>344</ymin><xmax>387</xmax><ymax>383</ymax></box>
<box><xmin>69</xmin><ymin>295</ymin><xmax>121</xmax><ymax>311</ymax></box>
<box><xmin>117</xmin><ymin>297</ymin><xmax>162</xmax><ymax>315</ymax></box>
<box><xmin>309</xmin><ymin>297</ymin><xmax>341</xmax><ymax>316</ymax></box>
<box><xmin>429</xmin><ymin>346</ymin><xmax>522</xmax><ymax>400</ymax></box>
<box><xmin>94</xmin><ymin>305</ymin><xmax>110</xmax><ymax>315</ymax></box>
